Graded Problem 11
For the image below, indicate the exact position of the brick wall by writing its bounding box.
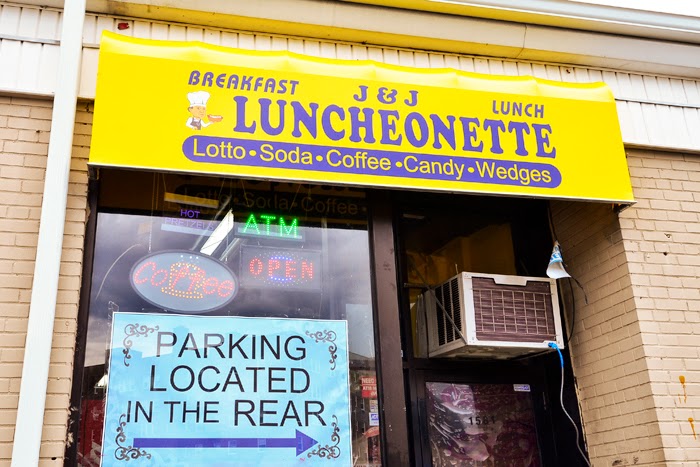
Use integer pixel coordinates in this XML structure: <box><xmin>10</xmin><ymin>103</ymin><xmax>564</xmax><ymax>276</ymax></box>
<box><xmin>552</xmin><ymin>199</ymin><xmax>661</xmax><ymax>466</ymax></box>
<box><xmin>553</xmin><ymin>148</ymin><xmax>700</xmax><ymax>466</ymax></box>
<box><xmin>0</xmin><ymin>96</ymin><xmax>90</xmax><ymax>465</ymax></box>
<box><xmin>620</xmin><ymin>149</ymin><xmax>700</xmax><ymax>466</ymax></box>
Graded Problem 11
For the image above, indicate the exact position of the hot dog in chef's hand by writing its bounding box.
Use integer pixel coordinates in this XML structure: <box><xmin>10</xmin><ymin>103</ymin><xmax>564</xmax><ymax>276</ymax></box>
<box><xmin>208</xmin><ymin>114</ymin><xmax>223</xmax><ymax>122</ymax></box>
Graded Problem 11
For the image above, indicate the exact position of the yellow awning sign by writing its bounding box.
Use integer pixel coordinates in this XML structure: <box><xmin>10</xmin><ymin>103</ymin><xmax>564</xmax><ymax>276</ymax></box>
<box><xmin>90</xmin><ymin>32</ymin><xmax>634</xmax><ymax>203</ymax></box>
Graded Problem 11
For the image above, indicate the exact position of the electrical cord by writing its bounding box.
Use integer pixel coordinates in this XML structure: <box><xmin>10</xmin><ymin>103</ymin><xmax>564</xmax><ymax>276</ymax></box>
<box><xmin>548</xmin><ymin>342</ymin><xmax>591</xmax><ymax>467</ymax></box>
<box><xmin>564</xmin><ymin>277</ymin><xmax>576</xmax><ymax>346</ymax></box>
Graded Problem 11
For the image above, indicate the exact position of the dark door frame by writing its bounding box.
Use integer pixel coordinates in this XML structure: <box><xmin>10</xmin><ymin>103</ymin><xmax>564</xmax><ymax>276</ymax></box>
<box><xmin>368</xmin><ymin>190</ymin><xmax>411</xmax><ymax>465</ymax></box>
<box><xmin>64</xmin><ymin>174</ymin><xmax>100</xmax><ymax>466</ymax></box>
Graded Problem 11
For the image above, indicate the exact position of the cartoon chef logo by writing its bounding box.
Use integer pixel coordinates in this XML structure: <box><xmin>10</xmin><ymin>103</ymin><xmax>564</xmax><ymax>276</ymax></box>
<box><xmin>186</xmin><ymin>91</ymin><xmax>223</xmax><ymax>130</ymax></box>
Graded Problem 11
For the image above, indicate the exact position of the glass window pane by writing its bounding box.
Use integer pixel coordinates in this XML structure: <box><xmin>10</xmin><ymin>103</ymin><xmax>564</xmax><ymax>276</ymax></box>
<box><xmin>76</xmin><ymin>171</ymin><xmax>382</xmax><ymax>465</ymax></box>
<box><xmin>426</xmin><ymin>382</ymin><xmax>541</xmax><ymax>466</ymax></box>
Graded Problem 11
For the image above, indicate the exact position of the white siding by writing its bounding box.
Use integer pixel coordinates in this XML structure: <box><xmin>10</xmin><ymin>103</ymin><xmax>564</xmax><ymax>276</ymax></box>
<box><xmin>1</xmin><ymin>5</ymin><xmax>700</xmax><ymax>152</ymax></box>
<box><xmin>0</xmin><ymin>4</ymin><xmax>60</xmax><ymax>40</ymax></box>
<box><xmin>0</xmin><ymin>4</ymin><xmax>59</xmax><ymax>95</ymax></box>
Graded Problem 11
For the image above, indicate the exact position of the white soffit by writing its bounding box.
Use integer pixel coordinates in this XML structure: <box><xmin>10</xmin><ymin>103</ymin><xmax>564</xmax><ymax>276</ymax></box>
<box><xmin>341</xmin><ymin>0</ymin><xmax>700</xmax><ymax>44</ymax></box>
<box><xmin>4</xmin><ymin>0</ymin><xmax>700</xmax><ymax>78</ymax></box>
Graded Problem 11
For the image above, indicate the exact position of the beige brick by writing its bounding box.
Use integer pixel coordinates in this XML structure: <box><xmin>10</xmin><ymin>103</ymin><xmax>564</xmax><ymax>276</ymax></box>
<box><xmin>0</xmin><ymin>396</ymin><xmax>18</xmax><ymax>410</ymax></box>
<box><xmin>629</xmin><ymin>166</ymin><xmax>661</xmax><ymax>178</ymax></box>
<box><xmin>11</xmin><ymin>261</ymin><xmax>36</xmax><ymax>275</ymax></box>
<box><xmin>10</xmin><ymin>98</ymin><xmax>51</xmax><ymax>108</ymax></box>
<box><xmin>680</xmin><ymin>201</ymin><xmax>700</xmax><ymax>212</ymax></box>
<box><xmin>13</xmin><ymin>233</ymin><xmax>37</xmax><ymax>247</ymax></box>
<box><xmin>16</xmin><ymin>129</ymin><xmax>42</xmax><ymax>142</ymax></box>
<box><xmin>0</xmin><ymin>128</ymin><xmax>20</xmax><ymax>140</ymax></box>
<box><xmin>0</xmin><ymin>288</ymin><xmax>20</xmax><ymax>303</ymax></box>
<box><xmin>0</xmin><ymin>104</ymin><xmax>30</xmax><ymax>118</ymax></box>
<box><xmin>0</xmin><ymin>246</ymin><xmax>37</xmax><ymax>260</ymax></box>
<box><xmin>43</xmin><ymin>394</ymin><xmax>69</xmax><ymax>411</ymax></box>
<box><xmin>0</xmin><ymin>165</ymin><xmax>45</xmax><ymax>180</ymax></box>
<box><xmin>39</xmin><ymin>458</ymin><xmax>64</xmax><ymax>467</ymax></box>
<box><xmin>6</xmin><ymin>207</ymin><xmax>30</xmax><ymax>220</ymax></box>
<box><xmin>28</xmin><ymin>107</ymin><xmax>53</xmax><ymax>120</ymax></box>
<box><xmin>37</xmin><ymin>441</ymin><xmax>65</xmax><ymax>459</ymax></box>
<box><xmin>20</xmin><ymin>179</ymin><xmax>45</xmax><ymax>193</ymax></box>
<box><xmin>22</xmin><ymin>154</ymin><xmax>47</xmax><ymax>168</ymax></box>
<box><xmin>46</xmin><ymin>364</ymin><xmax>72</xmax><ymax>380</ymax></box>
<box><xmin>650</xmin><ymin>199</ymin><xmax>681</xmax><ymax>211</ymax></box>
<box><xmin>0</xmin><ymin>348</ymin><xmax>24</xmax><ymax>363</ymax></box>
<box><xmin>0</xmin><ymin>179</ymin><xmax>23</xmax><ymax>193</ymax></box>
<box><xmin>6</xmin><ymin>116</ymin><xmax>51</xmax><ymax>131</ymax></box>
<box><xmin>74</xmin><ymin>111</ymin><xmax>93</xmax><ymax>124</ymax></box>
<box><xmin>0</xmin><ymin>191</ymin><xmax>42</xmax><ymax>209</ymax></box>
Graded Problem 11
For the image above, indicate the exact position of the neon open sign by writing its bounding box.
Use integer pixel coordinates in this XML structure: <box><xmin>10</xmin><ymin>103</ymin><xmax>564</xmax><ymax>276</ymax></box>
<box><xmin>130</xmin><ymin>250</ymin><xmax>238</xmax><ymax>313</ymax></box>
<box><xmin>240</xmin><ymin>246</ymin><xmax>321</xmax><ymax>291</ymax></box>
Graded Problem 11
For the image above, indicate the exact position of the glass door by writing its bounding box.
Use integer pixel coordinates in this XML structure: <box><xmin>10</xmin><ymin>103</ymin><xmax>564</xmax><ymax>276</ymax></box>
<box><xmin>412</xmin><ymin>366</ymin><xmax>555</xmax><ymax>467</ymax></box>
<box><xmin>424</xmin><ymin>381</ymin><xmax>542</xmax><ymax>466</ymax></box>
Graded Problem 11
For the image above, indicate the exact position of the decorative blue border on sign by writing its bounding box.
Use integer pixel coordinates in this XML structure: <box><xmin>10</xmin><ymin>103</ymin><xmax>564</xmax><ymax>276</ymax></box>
<box><xmin>305</xmin><ymin>330</ymin><xmax>338</xmax><ymax>370</ymax></box>
<box><xmin>115</xmin><ymin>414</ymin><xmax>151</xmax><ymax>461</ymax></box>
<box><xmin>306</xmin><ymin>415</ymin><xmax>341</xmax><ymax>460</ymax></box>
<box><xmin>122</xmin><ymin>323</ymin><xmax>159</xmax><ymax>367</ymax></box>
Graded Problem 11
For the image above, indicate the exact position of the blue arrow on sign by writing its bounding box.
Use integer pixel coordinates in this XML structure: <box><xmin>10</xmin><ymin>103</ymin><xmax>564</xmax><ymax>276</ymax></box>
<box><xmin>133</xmin><ymin>430</ymin><xmax>319</xmax><ymax>456</ymax></box>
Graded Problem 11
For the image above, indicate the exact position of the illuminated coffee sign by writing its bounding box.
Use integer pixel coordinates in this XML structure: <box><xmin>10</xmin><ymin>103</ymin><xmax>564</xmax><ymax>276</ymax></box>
<box><xmin>130</xmin><ymin>250</ymin><xmax>238</xmax><ymax>313</ymax></box>
<box><xmin>240</xmin><ymin>245</ymin><xmax>321</xmax><ymax>291</ymax></box>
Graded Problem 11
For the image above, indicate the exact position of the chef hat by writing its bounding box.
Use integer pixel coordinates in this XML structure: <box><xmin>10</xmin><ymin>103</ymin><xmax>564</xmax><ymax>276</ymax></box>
<box><xmin>187</xmin><ymin>91</ymin><xmax>210</xmax><ymax>107</ymax></box>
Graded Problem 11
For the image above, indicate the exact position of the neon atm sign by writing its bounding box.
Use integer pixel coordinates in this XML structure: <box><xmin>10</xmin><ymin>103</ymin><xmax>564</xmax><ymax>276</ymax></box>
<box><xmin>240</xmin><ymin>245</ymin><xmax>321</xmax><ymax>291</ymax></box>
<box><xmin>236</xmin><ymin>213</ymin><xmax>303</xmax><ymax>241</ymax></box>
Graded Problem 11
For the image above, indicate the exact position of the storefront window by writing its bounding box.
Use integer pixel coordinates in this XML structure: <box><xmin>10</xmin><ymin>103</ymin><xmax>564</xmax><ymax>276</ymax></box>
<box><xmin>75</xmin><ymin>170</ymin><xmax>381</xmax><ymax>466</ymax></box>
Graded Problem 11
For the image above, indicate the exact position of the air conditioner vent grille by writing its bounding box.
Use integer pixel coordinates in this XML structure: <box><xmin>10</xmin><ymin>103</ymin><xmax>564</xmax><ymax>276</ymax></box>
<box><xmin>434</xmin><ymin>278</ymin><xmax>462</xmax><ymax>346</ymax></box>
<box><xmin>450</xmin><ymin>277</ymin><xmax>461</xmax><ymax>343</ymax></box>
<box><xmin>435</xmin><ymin>284</ymin><xmax>446</xmax><ymax>346</ymax></box>
<box><xmin>472</xmin><ymin>277</ymin><xmax>556</xmax><ymax>342</ymax></box>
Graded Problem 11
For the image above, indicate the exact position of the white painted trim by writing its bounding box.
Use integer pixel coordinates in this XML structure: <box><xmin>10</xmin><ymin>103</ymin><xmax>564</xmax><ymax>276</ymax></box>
<box><xmin>0</xmin><ymin>33</ymin><xmax>60</xmax><ymax>45</ymax></box>
<box><xmin>0</xmin><ymin>87</ymin><xmax>53</xmax><ymax>98</ymax></box>
<box><xmin>423</xmin><ymin>0</ymin><xmax>700</xmax><ymax>42</ymax></box>
<box><xmin>10</xmin><ymin>0</ymin><xmax>86</xmax><ymax>464</ymax></box>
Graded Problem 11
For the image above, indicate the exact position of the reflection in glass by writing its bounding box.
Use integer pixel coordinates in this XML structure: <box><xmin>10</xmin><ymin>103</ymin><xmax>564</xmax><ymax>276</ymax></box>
<box><xmin>426</xmin><ymin>382</ymin><xmax>541</xmax><ymax>467</ymax></box>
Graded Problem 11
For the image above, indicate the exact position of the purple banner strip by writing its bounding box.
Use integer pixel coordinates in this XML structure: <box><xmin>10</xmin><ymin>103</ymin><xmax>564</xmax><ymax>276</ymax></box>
<box><xmin>182</xmin><ymin>136</ymin><xmax>562</xmax><ymax>188</ymax></box>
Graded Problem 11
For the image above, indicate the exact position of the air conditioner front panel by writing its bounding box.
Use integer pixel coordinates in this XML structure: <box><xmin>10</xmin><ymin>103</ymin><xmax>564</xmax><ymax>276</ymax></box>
<box><xmin>425</xmin><ymin>272</ymin><xmax>564</xmax><ymax>358</ymax></box>
<box><xmin>469</xmin><ymin>277</ymin><xmax>558</xmax><ymax>344</ymax></box>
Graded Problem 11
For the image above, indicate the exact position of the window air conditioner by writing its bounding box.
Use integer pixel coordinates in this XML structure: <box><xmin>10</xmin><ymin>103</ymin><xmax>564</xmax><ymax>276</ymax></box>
<box><xmin>416</xmin><ymin>272</ymin><xmax>564</xmax><ymax>359</ymax></box>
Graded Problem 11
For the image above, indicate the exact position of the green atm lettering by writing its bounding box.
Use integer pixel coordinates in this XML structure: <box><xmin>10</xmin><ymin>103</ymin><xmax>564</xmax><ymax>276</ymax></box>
<box><xmin>242</xmin><ymin>213</ymin><xmax>299</xmax><ymax>239</ymax></box>
<box><xmin>278</xmin><ymin>217</ymin><xmax>298</xmax><ymax>238</ymax></box>
<box><xmin>243</xmin><ymin>213</ymin><xmax>261</xmax><ymax>235</ymax></box>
